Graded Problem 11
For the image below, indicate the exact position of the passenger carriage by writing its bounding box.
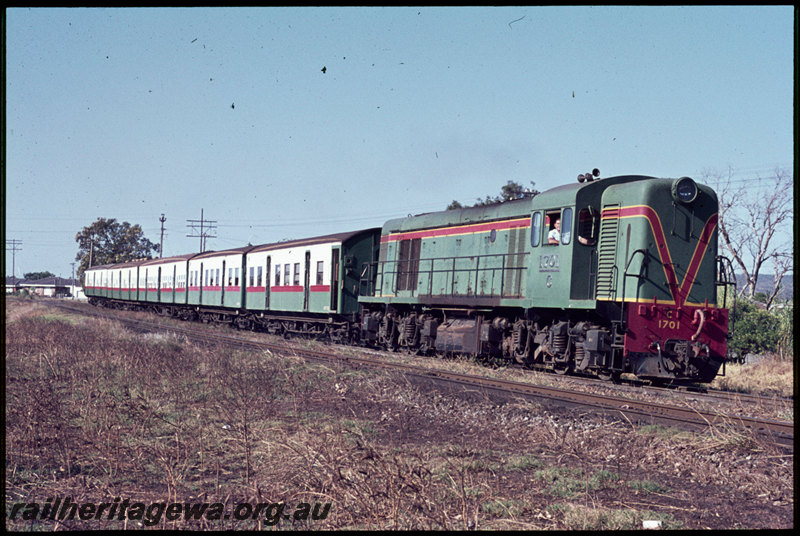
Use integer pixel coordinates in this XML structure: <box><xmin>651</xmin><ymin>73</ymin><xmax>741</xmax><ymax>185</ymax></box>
<box><xmin>187</xmin><ymin>246</ymin><xmax>255</xmax><ymax>312</ymax></box>
<box><xmin>241</xmin><ymin>229</ymin><xmax>381</xmax><ymax>337</ymax></box>
<box><xmin>84</xmin><ymin>263</ymin><xmax>115</xmax><ymax>301</ymax></box>
<box><xmin>132</xmin><ymin>254</ymin><xmax>198</xmax><ymax>311</ymax></box>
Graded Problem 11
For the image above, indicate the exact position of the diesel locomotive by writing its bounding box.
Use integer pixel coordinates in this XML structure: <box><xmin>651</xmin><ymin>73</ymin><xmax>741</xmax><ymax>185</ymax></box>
<box><xmin>84</xmin><ymin>173</ymin><xmax>735</xmax><ymax>383</ymax></box>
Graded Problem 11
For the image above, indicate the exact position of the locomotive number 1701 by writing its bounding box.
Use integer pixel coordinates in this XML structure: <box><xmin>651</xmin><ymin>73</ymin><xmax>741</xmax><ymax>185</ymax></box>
<box><xmin>657</xmin><ymin>309</ymin><xmax>680</xmax><ymax>330</ymax></box>
<box><xmin>658</xmin><ymin>319</ymin><xmax>681</xmax><ymax>330</ymax></box>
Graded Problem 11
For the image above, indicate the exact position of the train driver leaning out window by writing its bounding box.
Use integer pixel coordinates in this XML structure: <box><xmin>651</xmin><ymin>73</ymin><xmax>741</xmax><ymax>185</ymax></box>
<box><xmin>548</xmin><ymin>218</ymin><xmax>561</xmax><ymax>244</ymax></box>
<box><xmin>577</xmin><ymin>207</ymin><xmax>597</xmax><ymax>246</ymax></box>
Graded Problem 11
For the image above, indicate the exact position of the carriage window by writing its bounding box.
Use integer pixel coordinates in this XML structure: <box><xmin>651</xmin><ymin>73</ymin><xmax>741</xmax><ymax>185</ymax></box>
<box><xmin>235</xmin><ymin>267</ymin><xmax>240</xmax><ymax>286</ymax></box>
<box><xmin>293</xmin><ymin>263</ymin><xmax>301</xmax><ymax>286</ymax></box>
<box><xmin>284</xmin><ymin>264</ymin><xmax>291</xmax><ymax>286</ymax></box>
<box><xmin>561</xmin><ymin>208</ymin><xmax>573</xmax><ymax>245</ymax></box>
<box><xmin>317</xmin><ymin>261</ymin><xmax>324</xmax><ymax>285</ymax></box>
<box><xmin>215</xmin><ymin>269</ymin><xmax>220</xmax><ymax>286</ymax></box>
<box><xmin>275</xmin><ymin>264</ymin><xmax>281</xmax><ymax>286</ymax></box>
<box><xmin>249</xmin><ymin>267</ymin><xmax>254</xmax><ymax>287</ymax></box>
<box><xmin>530</xmin><ymin>211</ymin><xmax>542</xmax><ymax>247</ymax></box>
<box><xmin>257</xmin><ymin>266</ymin><xmax>263</xmax><ymax>287</ymax></box>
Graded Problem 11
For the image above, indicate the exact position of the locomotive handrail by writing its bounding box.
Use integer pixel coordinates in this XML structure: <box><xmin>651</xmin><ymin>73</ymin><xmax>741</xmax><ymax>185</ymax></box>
<box><xmin>671</xmin><ymin>202</ymin><xmax>696</xmax><ymax>239</ymax></box>
<box><xmin>366</xmin><ymin>251</ymin><xmax>529</xmax><ymax>299</ymax></box>
<box><xmin>359</xmin><ymin>262</ymin><xmax>376</xmax><ymax>297</ymax></box>
<box><xmin>715</xmin><ymin>255</ymin><xmax>737</xmax><ymax>343</ymax></box>
<box><xmin>620</xmin><ymin>249</ymin><xmax>649</xmax><ymax>325</ymax></box>
<box><xmin>588</xmin><ymin>247</ymin><xmax>598</xmax><ymax>299</ymax></box>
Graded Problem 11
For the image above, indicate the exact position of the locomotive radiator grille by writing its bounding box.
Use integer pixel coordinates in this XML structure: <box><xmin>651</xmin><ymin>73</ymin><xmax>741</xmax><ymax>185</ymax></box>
<box><xmin>596</xmin><ymin>204</ymin><xmax>620</xmax><ymax>300</ymax></box>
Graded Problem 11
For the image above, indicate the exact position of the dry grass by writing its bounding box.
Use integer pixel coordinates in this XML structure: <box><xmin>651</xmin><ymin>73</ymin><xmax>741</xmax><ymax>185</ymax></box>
<box><xmin>4</xmin><ymin>299</ymin><xmax>794</xmax><ymax>530</ymax></box>
<box><xmin>711</xmin><ymin>354</ymin><xmax>794</xmax><ymax>398</ymax></box>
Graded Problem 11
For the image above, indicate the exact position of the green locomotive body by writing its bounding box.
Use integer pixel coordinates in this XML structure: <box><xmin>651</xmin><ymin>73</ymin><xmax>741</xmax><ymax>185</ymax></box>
<box><xmin>359</xmin><ymin>175</ymin><xmax>732</xmax><ymax>382</ymax></box>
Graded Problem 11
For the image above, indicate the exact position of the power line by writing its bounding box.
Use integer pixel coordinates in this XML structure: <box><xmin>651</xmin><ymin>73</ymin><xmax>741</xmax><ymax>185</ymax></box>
<box><xmin>186</xmin><ymin>209</ymin><xmax>217</xmax><ymax>253</ymax></box>
<box><xmin>6</xmin><ymin>239</ymin><xmax>22</xmax><ymax>284</ymax></box>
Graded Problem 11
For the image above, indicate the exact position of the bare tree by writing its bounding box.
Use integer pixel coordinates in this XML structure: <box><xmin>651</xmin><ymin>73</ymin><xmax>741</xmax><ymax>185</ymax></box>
<box><xmin>703</xmin><ymin>167</ymin><xmax>793</xmax><ymax>308</ymax></box>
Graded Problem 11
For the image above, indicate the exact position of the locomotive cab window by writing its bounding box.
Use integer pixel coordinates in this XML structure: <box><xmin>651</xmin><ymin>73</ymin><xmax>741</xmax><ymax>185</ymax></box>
<box><xmin>530</xmin><ymin>211</ymin><xmax>542</xmax><ymax>247</ymax></box>
<box><xmin>561</xmin><ymin>207</ymin><xmax>572</xmax><ymax>245</ymax></box>
<box><xmin>545</xmin><ymin>211</ymin><xmax>562</xmax><ymax>245</ymax></box>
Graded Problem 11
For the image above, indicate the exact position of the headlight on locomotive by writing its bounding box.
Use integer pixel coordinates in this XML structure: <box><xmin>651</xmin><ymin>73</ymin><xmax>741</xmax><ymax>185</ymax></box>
<box><xmin>672</xmin><ymin>176</ymin><xmax>698</xmax><ymax>204</ymax></box>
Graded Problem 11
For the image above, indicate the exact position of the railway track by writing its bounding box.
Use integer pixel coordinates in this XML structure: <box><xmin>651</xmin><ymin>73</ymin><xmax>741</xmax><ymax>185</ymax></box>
<box><xmin>520</xmin><ymin>365</ymin><xmax>792</xmax><ymax>418</ymax></box>
<box><xmin>45</xmin><ymin>300</ymin><xmax>794</xmax><ymax>448</ymax></box>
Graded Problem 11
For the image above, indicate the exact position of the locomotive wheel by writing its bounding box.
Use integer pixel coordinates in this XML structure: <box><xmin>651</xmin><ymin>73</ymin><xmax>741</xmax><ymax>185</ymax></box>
<box><xmin>553</xmin><ymin>363</ymin><xmax>571</xmax><ymax>375</ymax></box>
<box><xmin>597</xmin><ymin>370</ymin><xmax>621</xmax><ymax>382</ymax></box>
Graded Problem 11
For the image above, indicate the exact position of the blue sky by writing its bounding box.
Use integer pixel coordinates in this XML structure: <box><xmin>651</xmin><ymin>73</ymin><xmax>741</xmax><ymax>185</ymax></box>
<box><xmin>4</xmin><ymin>6</ymin><xmax>794</xmax><ymax>280</ymax></box>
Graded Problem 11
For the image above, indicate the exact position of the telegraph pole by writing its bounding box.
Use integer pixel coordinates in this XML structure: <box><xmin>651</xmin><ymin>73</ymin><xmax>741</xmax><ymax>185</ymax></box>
<box><xmin>159</xmin><ymin>213</ymin><xmax>167</xmax><ymax>258</ymax></box>
<box><xmin>186</xmin><ymin>209</ymin><xmax>217</xmax><ymax>253</ymax></box>
<box><xmin>6</xmin><ymin>239</ymin><xmax>22</xmax><ymax>287</ymax></box>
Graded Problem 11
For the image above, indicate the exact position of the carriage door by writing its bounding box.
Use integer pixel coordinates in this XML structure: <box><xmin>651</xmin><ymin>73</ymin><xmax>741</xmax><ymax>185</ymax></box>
<box><xmin>265</xmin><ymin>256</ymin><xmax>271</xmax><ymax>309</ymax></box>
<box><xmin>303</xmin><ymin>251</ymin><xmax>311</xmax><ymax>311</ymax></box>
<box><xmin>596</xmin><ymin>204</ymin><xmax>620</xmax><ymax>300</ymax></box>
<box><xmin>221</xmin><ymin>260</ymin><xmax>226</xmax><ymax>304</ymax></box>
<box><xmin>330</xmin><ymin>248</ymin><xmax>340</xmax><ymax>312</ymax></box>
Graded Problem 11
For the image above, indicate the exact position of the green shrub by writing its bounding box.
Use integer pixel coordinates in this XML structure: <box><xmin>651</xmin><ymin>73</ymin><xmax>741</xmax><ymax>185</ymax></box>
<box><xmin>728</xmin><ymin>298</ymin><xmax>780</xmax><ymax>358</ymax></box>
